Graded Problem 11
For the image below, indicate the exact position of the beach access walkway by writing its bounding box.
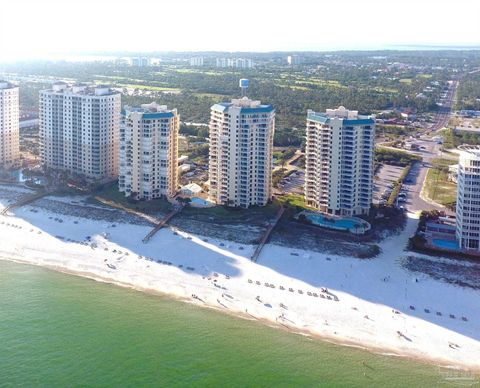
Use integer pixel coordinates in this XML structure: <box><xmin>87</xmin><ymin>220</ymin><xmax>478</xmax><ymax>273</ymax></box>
<box><xmin>251</xmin><ymin>205</ymin><xmax>285</xmax><ymax>262</ymax></box>
<box><xmin>142</xmin><ymin>204</ymin><xmax>184</xmax><ymax>243</ymax></box>
<box><xmin>1</xmin><ymin>189</ymin><xmax>52</xmax><ymax>216</ymax></box>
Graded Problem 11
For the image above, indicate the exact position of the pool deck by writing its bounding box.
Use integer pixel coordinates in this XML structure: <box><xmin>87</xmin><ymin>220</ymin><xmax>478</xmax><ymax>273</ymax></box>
<box><xmin>190</xmin><ymin>197</ymin><xmax>215</xmax><ymax>208</ymax></box>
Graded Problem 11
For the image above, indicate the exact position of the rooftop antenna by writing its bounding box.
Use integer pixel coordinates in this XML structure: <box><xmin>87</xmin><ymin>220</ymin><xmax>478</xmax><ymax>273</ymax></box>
<box><xmin>239</xmin><ymin>78</ymin><xmax>249</xmax><ymax>97</ymax></box>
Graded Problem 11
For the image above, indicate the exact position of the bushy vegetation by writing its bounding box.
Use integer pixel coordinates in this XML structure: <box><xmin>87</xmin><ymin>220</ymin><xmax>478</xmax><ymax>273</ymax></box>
<box><xmin>376</xmin><ymin>125</ymin><xmax>417</xmax><ymax>141</ymax></box>
<box><xmin>442</xmin><ymin>128</ymin><xmax>480</xmax><ymax>149</ymax></box>
<box><xmin>272</xmin><ymin>168</ymin><xmax>295</xmax><ymax>188</ymax></box>
<box><xmin>180</xmin><ymin>124</ymin><xmax>209</xmax><ymax>138</ymax></box>
<box><xmin>387</xmin><ymin>164</ymin><xmax>412</xmax><ymax>206</ymax></box>
<box><xmin>274</xmin><ymin>127</ymin><xmax>305</xmax><ymax>147</ymax></box>
<box><xmin>375</xmin><ymin>147</ymin><xmax>422</xmax><ymax>167</ymax></box>
<box><xmin>184</xmin><ymin>143</ymin><xmax>209</xmax><ymax>163</ymax></box>
<box><xmin>5</xmin><ymin>50</ymin><xmax>466</xmax><ymax>131</ymax></box>
<box><xmin>273</xmin><ymin>148</ymin><xmax>296</xmax><ymax>166</ymax></box>
<box><xmin>456</xmin><ymin>73</ymin><xmax>480</xmax><ymax>111</ymax></box>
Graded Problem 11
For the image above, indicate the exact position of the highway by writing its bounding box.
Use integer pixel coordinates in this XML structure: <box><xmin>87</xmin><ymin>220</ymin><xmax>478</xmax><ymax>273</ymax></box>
<box><xmin>397</xmin><ymin>79</ymin><xmax>459</xmax><ymax>213</ymax></box>
<box><xmin>427</xmin><ymin>79</ymin><xmax>458</xmax><ymax>133</ymax></box>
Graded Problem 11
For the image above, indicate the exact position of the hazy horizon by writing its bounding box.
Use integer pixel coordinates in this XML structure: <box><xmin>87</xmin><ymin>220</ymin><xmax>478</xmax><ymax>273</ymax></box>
<box><xmin>1</xmin><ymin>0</ymin><xmax>479</xmax><ymax>61</ymax></box>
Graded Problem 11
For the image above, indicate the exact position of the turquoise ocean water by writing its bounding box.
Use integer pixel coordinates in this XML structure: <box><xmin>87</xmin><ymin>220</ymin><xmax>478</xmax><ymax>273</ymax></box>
<box><xmin>0</xmin><ymin>260</ymin><xmax>476</xmax><ymax>387</ymax></box>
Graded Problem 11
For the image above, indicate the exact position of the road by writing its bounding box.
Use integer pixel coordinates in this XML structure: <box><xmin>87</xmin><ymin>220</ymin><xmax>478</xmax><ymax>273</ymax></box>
<box><xmin>403</xmin><ymin>159</ymin><xmax>442</xmax><ymax>213</ymax></box>
<box><xmin>273</xmin><ymin>150</ymin><xmax>303</xmax><ymax>173</ymax></box>
<box><xmin>427</xmin><ymin>79</ymin><xmax>458</xmax><ymax>133</ymax></box>
<box><xmin>393</xmin><ymin>79</ymin><xmax>459</xmax><ymax>213</ymax></box>
<box><xmin>400</xmin><ymin>138</ymin><xmax>455</xmax><ymax>215</ymax></box>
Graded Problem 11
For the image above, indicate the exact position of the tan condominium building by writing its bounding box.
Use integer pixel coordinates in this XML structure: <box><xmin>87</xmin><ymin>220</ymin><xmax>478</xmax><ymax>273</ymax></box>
<box><xmin>209</xmin><ymin>96</ymin><xmax>275</xmax><ymax>208</ymax></box>
<box><xmin>305</xmin><ymin>106</ymin><xmax>375</xmax><ymax>216</ymax></box>
<box><xmin>0</xmin><ymin>81</ymin><xmax>20</xmax><ymax>167</ymax></box>
<box><xmin>456</xmin><ymin>145</ymin><xmax>480</xmax><ymax>251</ymax></box>
<box><xmin>119</xmin><ymin>103</ymin><xmax>179</xmax><ymax>200</ymax></box>
<box><xmin>39</xmin><ymin>82</ymin><xmax>121</xmax><ymax>180</ymax></box>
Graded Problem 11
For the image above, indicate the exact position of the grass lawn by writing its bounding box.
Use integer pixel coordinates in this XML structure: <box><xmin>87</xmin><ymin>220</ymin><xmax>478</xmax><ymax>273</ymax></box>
<box><xmin>277</xmin><ymin>194</ymin><xmax>313</xmax><ymax>211</ymax></box>
<box><xmin>430</xmin><ymin>157</ymin><xmax>459</xmax><ymax>168</ymax></box>
<box><xmin>424</xmin><ymin>166</ymin><xmax>457</xmax><ymax>206</ymax></box>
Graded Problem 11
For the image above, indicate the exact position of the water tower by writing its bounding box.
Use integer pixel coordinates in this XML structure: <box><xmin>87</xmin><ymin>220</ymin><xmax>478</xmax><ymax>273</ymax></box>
<box><xmin>239</xmin><ymin>78</ymin><xmax>249</xmax><ymax>97</ymax></box>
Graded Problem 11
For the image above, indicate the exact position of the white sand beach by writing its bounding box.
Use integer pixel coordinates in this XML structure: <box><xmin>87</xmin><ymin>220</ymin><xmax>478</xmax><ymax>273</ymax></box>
<box><xmin>0</xmin><ymin>186</ymin><xmax>479</xmax><ymax>371</ymax></box>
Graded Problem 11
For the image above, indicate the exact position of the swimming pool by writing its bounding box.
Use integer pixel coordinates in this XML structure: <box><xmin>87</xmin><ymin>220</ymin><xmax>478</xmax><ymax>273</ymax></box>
<box><xmin>190</xmin><ymin>197</ymin><xmax>215</xmax><ymax>208</ymax></box>
<box><xmin>301</xmin><ymin>212</ymin><xmax>371</xmax><ymax>234</ymax></box>
<box><xmin>431</xmin><ymin>239</ymin><xmax>459</xmax><ymax>251</ymax></box>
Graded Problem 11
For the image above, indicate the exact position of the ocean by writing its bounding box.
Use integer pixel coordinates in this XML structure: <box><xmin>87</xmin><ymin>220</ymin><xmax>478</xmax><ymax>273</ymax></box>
<box><xmin>0</xmin><ymin>260</ymin><xmax>473</xmax><ymax>387</ymax></box>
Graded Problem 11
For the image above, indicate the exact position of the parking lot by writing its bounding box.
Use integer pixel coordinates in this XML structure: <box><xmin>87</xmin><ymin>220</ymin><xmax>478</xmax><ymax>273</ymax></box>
<box><xmin>373</xmin><ymin>164</ymin><xmax>405</xmax><ymax>205</ymax></box>
<box><xmin>452</xmin><ymin>115</ymin><xmax>480</xmax><ymax>133</ymax></box>
<box><xmin>278</xmin><ymin>170</ymin><xmax>305</xmax><ymax>195</ymax></box>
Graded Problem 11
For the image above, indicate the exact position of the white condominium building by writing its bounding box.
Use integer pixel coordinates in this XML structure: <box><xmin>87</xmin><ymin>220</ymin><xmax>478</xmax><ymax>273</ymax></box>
<box><xmin>209</xmin><ymin>97</ymin><xmax>275</xmax><ymax>208</ymax></box>
<box><xmin>190</xmin><ymin>57</ymin><xmax>204</xmax><ymax>66</ymax></box>
<box><xmin>0</xmin><ymin>81</ymin><xmax>20</xmax><ymax>166</ymax></box>
<box><xmin>216</xmin><ymin>58</ymin><xmax>254</xmax><ymax>68</ymax></box>
<box><xmin>287</xmin><ymin>55</ymin><xmax>302</xmax><ymax>66</ymax></box>
<box><xmin>305</xmin><ymin>106</ymin><xmax>375</xmax><ymax>216</ymax></box>
<box><xmin>119</xmin><ymin>103</ymin><xmax>179</xmax><ymax>200</ymax></box>
<box><xmin>39</xmin><ymin>83</ymin><xmax>121</xmax><ymax>180</ymax></box>
<box><xmin>456</xmin><ymin>145</ymin><xmax>480</xmax><ymax>251</ymax></box>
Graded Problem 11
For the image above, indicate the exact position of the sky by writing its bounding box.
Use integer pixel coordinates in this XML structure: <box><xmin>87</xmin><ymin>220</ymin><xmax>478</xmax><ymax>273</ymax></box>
<box><xmin>1</xmin><ymin>0</ymin><xmax>480</xmax><ymax>61</ymax></box>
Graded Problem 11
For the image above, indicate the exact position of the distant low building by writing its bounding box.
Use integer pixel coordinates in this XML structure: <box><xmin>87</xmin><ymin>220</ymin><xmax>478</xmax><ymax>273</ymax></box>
<box><xmin>178</xmin><ymin>155</ymin><xmax>189</xmax><ymax>164</ymax></box>
<box><xmin>189</xmin><ymin>57</ymin><xmax>204</xmax><ymax>66</ymax></box>
<box><xmin>425</xmin><ymin>220</ymin><xmax>456</xmax><ymax>239</ymax></box>
<box><xmin>130</xmin><ymin>57</ymin><xmax>150</xmax><ymax>67</ymax></box>
<box><xmin>180</xmin><ymin>183</ymin><xmax>202</xmax><ymax>197</ymax></box>
<box><xmin>448</xmin><ymin>164</ymin><xmax>458</xmax><ymax>183</ymax></box>
<box><xmin>216</xmin><ymin>58</ymin><xmax>254</xmax><ymax>68</ymax></box>
<box><xmin>179</xmin><ymin>164</ymin><xmax>191</xmax><ymax>173</ymax></box>
<box><xmin>459</xmin><ymin>110</ymin><xmax>480</xmax><ymax>118</ymax></box>
<box><xmin>287</xmin><ymin>55</ymin><xmax>302</xmax><ymax>65</ymax></box>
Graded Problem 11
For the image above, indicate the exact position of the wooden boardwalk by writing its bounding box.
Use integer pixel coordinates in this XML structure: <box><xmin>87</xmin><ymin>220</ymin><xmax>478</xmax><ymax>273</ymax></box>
<box><xmin>1</xmin><ymin>190</ymin><xmax>51</xmax><ymax>216</ymax></box>
<box><xmin>142</xmin><ymin>205</ymin><xmax>184</xmax><ymax>243</ymax></box>
<box><xmin>251</xmin><ymin>205</ymin><xmax>285</xmax><ymax>262</ymax></box>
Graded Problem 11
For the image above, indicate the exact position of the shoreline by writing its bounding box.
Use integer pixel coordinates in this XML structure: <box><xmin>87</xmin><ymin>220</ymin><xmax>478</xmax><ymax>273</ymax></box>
<box><xmin>1</xmin><ymin>190</ymin><xmax>480</xmax><ymax>373</ymax></box>
<box><xmin>1</xmin><ymin>256</ymin><xmax>479</xmax><ymax>373</ymax></box>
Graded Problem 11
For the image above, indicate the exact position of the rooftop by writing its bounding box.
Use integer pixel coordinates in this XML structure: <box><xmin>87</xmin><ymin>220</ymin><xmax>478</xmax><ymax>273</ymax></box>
<box><xmin>123</xmin><ymin>102</ymin><xmax>177</xmax><ymax>119</ymax></box>
<box><xmin>307</xmin><ymin>106</ymin><xmax>374</xmax><ymax>125</ymax></box>
<box><xmin>459</xmin><ymin>145</ymin><xmax>480</xmax><ymax>158</ymax></box>
<box><xmin>44</xmin><ymin>82</ymin><xmax>119</xmax><ymax>96</ymax></box>
<box><xmin>212</xmin><ymin>97</ymin><xmax>274</xmax><ymax>114</ymax></box>
<box><xmin>0</xmin><ymin>80</ymin><xmax>17</xmax><ymax>89</ymax></box>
